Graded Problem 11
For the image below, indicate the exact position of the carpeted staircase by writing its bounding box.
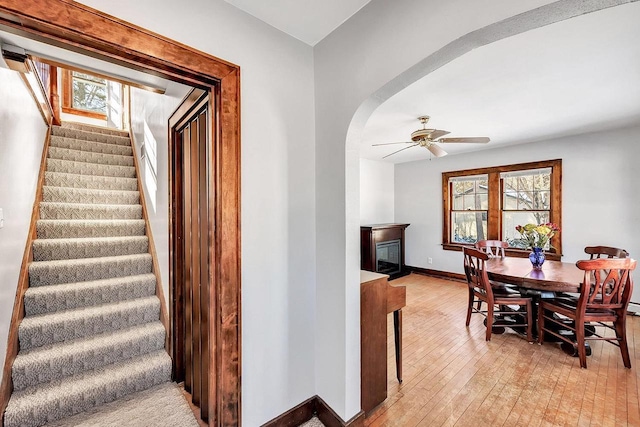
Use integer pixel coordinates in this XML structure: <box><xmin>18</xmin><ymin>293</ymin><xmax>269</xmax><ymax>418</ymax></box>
<box><xmin>3</xmin><ymin>122</ymin><xmax>176</xmax><ymax>427</ymax></box>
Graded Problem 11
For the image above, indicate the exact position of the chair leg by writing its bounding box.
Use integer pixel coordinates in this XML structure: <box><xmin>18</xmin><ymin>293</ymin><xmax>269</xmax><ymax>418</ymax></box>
<box><xmin>537</xmin><ymin>303</ymin><xmax>545</xmax><ymax>345</ymax></box>
<box><xmin>614</xmin><ymin>315</ymin><xmax>631</xmax><ymax>369</ymax></box>
<box><xmin>525</xmin><ymin>301</ymin><xmax>533</xmax><ymax>343</ymax></box>
<box><xmin>466</xmin><ymin>289</ymin><xmax>474</xmax><ymax>327</ymax></box>
<box><xmin>486</xmin><ymin>304</ymin><xmax>494</xmax><ymax>341</ymax></box>
<box><xmin>576</xmin><ymin>320</ymin><xmax>587</xmax><ymax>369</ymax></box>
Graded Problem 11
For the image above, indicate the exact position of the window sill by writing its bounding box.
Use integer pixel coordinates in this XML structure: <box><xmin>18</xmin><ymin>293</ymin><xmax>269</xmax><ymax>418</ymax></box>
<box><xmin>442</xmin><ymin>243</ymin><xmax>562</xmax><ymax>261</ymax></box>
<box><xmin>62</xmin><ymin>106</ymin><xmax>106</xmax><ymax>121</ymax></box>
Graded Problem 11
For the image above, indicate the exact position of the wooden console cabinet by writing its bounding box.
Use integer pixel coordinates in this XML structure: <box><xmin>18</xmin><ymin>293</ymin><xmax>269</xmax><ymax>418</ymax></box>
<box><xmin>360</xmin><ymin>270</ymin><xmax>406</xmax><ymax>414</ymax></box>
<box><xmin>360</xmin><ymin>223</ymin><xmax>410</xmax><ymax>279</ymax></box>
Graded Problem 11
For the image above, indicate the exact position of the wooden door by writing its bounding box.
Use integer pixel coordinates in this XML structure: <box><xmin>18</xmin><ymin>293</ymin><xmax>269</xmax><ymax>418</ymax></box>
<box><xmin>171</xmin><ymin>90</ymin><xmax>211</xmax><ymax>422</ymax></box>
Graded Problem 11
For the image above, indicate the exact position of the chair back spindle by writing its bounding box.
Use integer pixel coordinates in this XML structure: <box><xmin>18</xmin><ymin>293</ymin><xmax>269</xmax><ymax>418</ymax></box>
<box><xmin>475</xmin><ymin>240</ymin><xmax>508</xmax><ymax>258</ymax></box>
<box><xmin>576</xmin><ymin>258</ymin><xmax>636</xmax><ymax>311</ymax></box>
<box><xmin>463</xmin><ymin>247</ymin><xmax>493</xmax><ymax>300</ymax></box>
<box><xmin>584</xmin><ymin>246</ymin><xmax>629</xmax><ymax>259</ymax></box>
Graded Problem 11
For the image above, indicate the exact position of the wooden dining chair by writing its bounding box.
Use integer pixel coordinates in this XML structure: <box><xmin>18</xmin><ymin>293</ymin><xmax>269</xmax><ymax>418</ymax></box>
<box><xmin>475</xmin><ymin>240</ymin><xmax>509</xmax><ymax>258</ymax></box>
<box><xmin>463</xmin><ymin>247</ymin><xmax>533</xmax><ymax>342</ymax></box>
<box><xmin>585</xmin><ymin>246</ymin><xmax>629</xmax><ymax>259</ymax></box>
<box><xmin>475</xmin><ymin>240</ymin><xmax>517</xmax><ymax>297</ymax></box>
<box><xmin>538</xmin><ymin>257</ymin><xmax>637</xmax><ymax>369</ymax></box>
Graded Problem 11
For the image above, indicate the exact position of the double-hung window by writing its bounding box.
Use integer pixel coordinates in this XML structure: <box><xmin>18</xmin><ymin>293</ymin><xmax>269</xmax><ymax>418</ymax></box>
<box><xmin>442</xmin><ymin>160</ymin><xmax>562</xmax><ymax>259</ymax></box>
<box><xmin>501</xmin><ymin>168</ymin><xmax>552</xmax><ymax>249</ymax></box>
<box><xmin>62</xmin><ymin>69</ymin><xmax>107</xmax><ymax>120</ymax></box>
<box><xmin>449</xmin><ymin>175</ymin><xmax>488</xmax><ymax>244</ymax></box>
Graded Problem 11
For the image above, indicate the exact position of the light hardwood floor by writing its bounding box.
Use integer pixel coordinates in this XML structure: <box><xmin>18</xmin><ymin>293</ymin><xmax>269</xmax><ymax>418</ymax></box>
<box><xmin>365</xmin><ymin>273</ymin><xmax>640</xmax><ymax>427</ymax></box>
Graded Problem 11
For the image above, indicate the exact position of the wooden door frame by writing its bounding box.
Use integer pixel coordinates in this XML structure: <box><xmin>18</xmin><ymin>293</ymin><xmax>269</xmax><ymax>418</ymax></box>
<box><xmin>0</xmin><ymin>2</ymin><xmax>241</xmax><ymax>426</ymax></box>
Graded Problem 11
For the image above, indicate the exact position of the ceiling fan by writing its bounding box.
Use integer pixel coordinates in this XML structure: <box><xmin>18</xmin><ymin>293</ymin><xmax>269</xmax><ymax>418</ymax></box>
<box><xmin>373</xmin><ymin>116</ymin><xmax>490</xmax><ymax>158</ymax></box>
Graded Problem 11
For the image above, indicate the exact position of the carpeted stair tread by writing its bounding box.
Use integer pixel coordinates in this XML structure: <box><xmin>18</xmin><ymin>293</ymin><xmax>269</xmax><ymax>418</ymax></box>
<box><xmin>47</xmin><ymin>158</ymin><xmax>136</xmax><ymax>178</ymax></box>
<box><xmin>51</xmin><ymin>127</ymin><xmax>132</xmax><ymax>146</ymax></box>
<box><xmin>48</xmin><ymin>146</ymin><xmax>134</xmax><ymax>167</ymax></box>
<box><xmin>6</xmin><ymin>121</ymin><xmax>174</xmax><ymax>427</ymax></box>
<box><xmin>24</xmin><ymin>273</ymin><xmax>157</xmax><ymax>316</ymax></box>
<box><xmin>45</xmin><ymin>171</ymin><xmax>138</xmax><ymax>191</ymax></box>
<box><xmin>60</xmin><ymin>122</ymin><xmax>129</xmax><ymax>138</ymax></box>
<box><xmin>33</xmin><ymin>236</ymin><xmax>149</xmax><ymax>261</ymax></box>
<box><xmin>18</xmin><ymin>296</ymin><xmax>160</xmax><ymax>350</ymax></box>
<box><xmin>50</xmin><ymin>136</ymin><xmax>133</xmax><ymax>157</ymax></box>
<box><xmin>36</xmin><ymin>219</ymin><xmax>145</xmax><ymax>239</ymax></box>
<box><xmin>42</xmin><ymin>186</ymin><xmax>140</xmax><ymax>205</ymax></box>
<box><xmin>43</xmin><ymin>382</ymin><xmax>199</xmax><ymax>427</ymax></box>
<box><xmin>12</xmin><ymin>321</ymin><xmax>165</xmax><ymax>391</ymax></box>
<box><xmin>39</xmin><ymin>202</ymin><xmax>142</xmax><ymax>220</ymax></box>
<box><xmin>4</xmin><ymin>350</ymin><xmax>171</xmax><ymax>427</ymax></box>
<box><xmin>29</xmin><ymin>253</ymin><xmax>152</xmax><ymax>287</ymax></box>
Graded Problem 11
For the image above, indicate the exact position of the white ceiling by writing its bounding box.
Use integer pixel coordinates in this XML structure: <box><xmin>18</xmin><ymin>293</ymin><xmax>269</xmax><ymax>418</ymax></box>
<box><xmin>223</xmin><ymin>0</ymin><xmax>372</xmax><ymax>45</ymax></box>
<box><xmin>360</xmin><ymin>2</ymin><xmax>640</xmax><ymax>164</ymax></box>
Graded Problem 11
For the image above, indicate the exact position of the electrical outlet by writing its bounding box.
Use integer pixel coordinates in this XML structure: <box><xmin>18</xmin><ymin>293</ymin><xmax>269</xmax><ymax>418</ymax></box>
<box><xmin>428</xmin><ymin>257</ymin><xmax>433</xmax><ymax>264</ymax></box>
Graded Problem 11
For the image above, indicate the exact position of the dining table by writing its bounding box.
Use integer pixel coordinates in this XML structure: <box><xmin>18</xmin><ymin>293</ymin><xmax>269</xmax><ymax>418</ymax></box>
<box><xmin>485</xmin><ymin>256</ymin><xmax>583</xmax><ymax>294</ymax></box>
<box><xmin>484</xmin><ymin>256</ymin><xmax>591</xmax><ymax>355</ymax></box>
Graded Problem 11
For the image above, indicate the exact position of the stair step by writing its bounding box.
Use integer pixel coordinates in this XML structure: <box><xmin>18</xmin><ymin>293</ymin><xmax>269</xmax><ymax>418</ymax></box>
<box><xmin>51</xmin><ymin>135</ymin><xmax>133</xmax><ymax>157</ymax></box>
<box><xmin>18</xmin><ymin>296</ymin><xmax>160</xmax><ymax>350</ymax></box>
<box><xmin>29</xmin><ymin>253</ymin><xmax>152</xmax><ymax>287</ymax></box>
<box><xmin>24</xmin><ymin>273</ymin><xmax>157</xmax><ymax>316</ymax></box>
<box><xmin>12</xmin><ymin>321</ymin><xmax>165</xmax><ymax>390</ymax></box>
<box><xmin>36</xmin><ymin>219</ymin><xmax>145</xmax><ymax>239</ymax></box>
<box><xmin>41</xmin><ymin>382</ymin><xmax>199</xmax><ymax>427</ymax></box>
<box><xmin>48</xmin><ymin>146</ymin><xmax>134</xmax><ymax>167</ymax></box>
<box><xmin>45</xmin><ymin>171</ymin><xmax>138</xmax><ymax>191</ymax></box>
<box><xmin>46</xmin><ymin>158</ymin><xmax>136</xmax><ymax>178</ymax></box>
<box><xmin>51</xmin><ymin>127</ymin><xmax>131</xmax><ymax>146</ymax></box>
<box><xmin>4</xmin><ymin>350</ymin><xmax>170</xmax><ymax>427</ymax></box>
<box><xmin>42</xmin><ymin>186</ymin><xmax>140</xmax><ymax>205</ymax></box>
<box><xmin>33</xmin><ymin>236</ymin><xmax>149</xmax><ymax>261</ymax></box>
<box><xmin>39</xmin><ymin>202</ymin><xmax>142</xmax><ymax>220</ymax></box>
<box><xmin>60</xmin><ymin>122</ymin><xmax>129</xmax><ymax>138</ymax></box>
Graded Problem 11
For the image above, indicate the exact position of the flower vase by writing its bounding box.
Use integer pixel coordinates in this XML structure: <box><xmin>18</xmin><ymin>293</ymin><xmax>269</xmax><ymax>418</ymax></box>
<box><xmin>529</xmin><ymin>247</ymin><xmax>545</xmax><ymax>269</ymax></box>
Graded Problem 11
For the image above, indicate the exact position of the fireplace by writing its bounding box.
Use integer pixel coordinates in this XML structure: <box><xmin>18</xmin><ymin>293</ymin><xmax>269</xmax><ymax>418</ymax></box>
<box><xmin>375</xmin><ymin>240</ymin><xmax>401</xmax><ymax>275</ymax></box>
<box><xmin>361</xmin><ymin>223</ymin><xmax>410</xmax><ymax>279</ymax></box>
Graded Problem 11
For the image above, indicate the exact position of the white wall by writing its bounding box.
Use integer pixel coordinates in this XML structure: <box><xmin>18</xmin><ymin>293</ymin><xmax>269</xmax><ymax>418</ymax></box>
<box><xmin>0</xmin><ymin>68</ymin><xmax>47</xmax><ymax>375</ymax></box>
<box><xmin>395</xmin><ymin>126</ymin><xmax>640</xmax><ymax>301</ymax></box>
<box><xmin>129</xmin><ymin>82</ymin><xmax>192</xmax><ymax>305</ymax></box>
<box><xmin>359</xmin><ymin>158</ymin><xmax>394</xmax><ymax>225</ymax></box>
<box><xmin>76</xmin><ymin>1</ymin><xmax>317</xmax><ymax>425</ymax></box>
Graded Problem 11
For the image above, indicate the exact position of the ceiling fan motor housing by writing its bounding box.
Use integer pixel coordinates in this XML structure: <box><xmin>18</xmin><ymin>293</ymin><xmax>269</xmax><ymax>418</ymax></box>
<box><xmin>411</xmin><ymin>128</ymin><xmax>436</xmax><ymax>141</ymax></box>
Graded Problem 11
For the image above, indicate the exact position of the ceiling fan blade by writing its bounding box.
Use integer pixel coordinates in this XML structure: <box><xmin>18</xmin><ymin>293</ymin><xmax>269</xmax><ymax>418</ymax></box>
<box><xmin>372</xmin><ymin>141</ymin><xmax>413</xmax><ymax>146</ymax></box>
<box><xmin>427</xmin><ymin>143</ymin><xmax>448</xmax><ymax>157</ymax></box>
<box><xmin>437</xmin><ymin>137</ymin><xmax>490</xmax><ymax>144</ymax></box>
<box><xmin>428</xmin><ymin>129</ymin><xmax>450</xmax><ymax>140</ymax></box>
<box><xmin>383</xmin><ymin>143</ymin><xmax>419</xmax><ymax>159</ymax></box>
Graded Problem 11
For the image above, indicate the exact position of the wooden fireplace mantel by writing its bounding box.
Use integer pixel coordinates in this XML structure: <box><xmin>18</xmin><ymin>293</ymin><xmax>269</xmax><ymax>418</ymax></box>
<box><xmin>360</xmin><ymin>223</ymin><xmax>410</xmax><ymax>279</ymax></box>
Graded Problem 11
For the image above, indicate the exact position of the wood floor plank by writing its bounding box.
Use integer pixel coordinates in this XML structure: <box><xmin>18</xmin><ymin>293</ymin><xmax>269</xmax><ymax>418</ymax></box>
<box><xmin>363</xmin><ymin>274</ymin><xmax>640</xmax><ymax>427</ymax></box>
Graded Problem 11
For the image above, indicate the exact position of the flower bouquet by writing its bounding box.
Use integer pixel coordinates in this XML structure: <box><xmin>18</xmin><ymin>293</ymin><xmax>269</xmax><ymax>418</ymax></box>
<box><xmin>515</xmin><ymin>223</ymin><xmax>560</xmax><ymax>269</ymax></box>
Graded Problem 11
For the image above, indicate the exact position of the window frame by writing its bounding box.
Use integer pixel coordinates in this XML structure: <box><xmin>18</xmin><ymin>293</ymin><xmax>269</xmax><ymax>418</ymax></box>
<box><xmin>61</xmin><ymin>69</ymin><xmax>108</xmax><ymax>120</ymax></box>
<box><xmin>442</xmin><ymin>159</ymin><xmax>562</xmax><ymax>260</ymax></box>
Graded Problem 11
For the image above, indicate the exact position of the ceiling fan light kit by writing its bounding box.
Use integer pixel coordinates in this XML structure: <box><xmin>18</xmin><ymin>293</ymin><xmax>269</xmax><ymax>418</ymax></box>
<box><xmin>374</xmin><ymin>115</ymin><xmax>490</xmax><ymax>159</ymax></box>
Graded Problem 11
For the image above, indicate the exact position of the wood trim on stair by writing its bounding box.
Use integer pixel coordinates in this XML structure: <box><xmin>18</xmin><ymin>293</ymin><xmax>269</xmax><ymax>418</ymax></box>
<box><xmin>129</xmin><ymin>130</ymin><xmax>171</xmax><ymax>352</ymax></box>
<box><xmin>261</xmin><ymin>396</ymin><xmax>365</xmax><ymax>427</ymax></box>
<box><xmin>0</xmin><ymin>1</ymin><xmax>242</xmax><ymax>425</ymax></box>
<box><xmin>0</xmin><ymin>126</ymin><xmax>52</xmax><ymax>426</ymax></box>
<box><xmin>316</xmin><ymin>396</ymin><xmax>364</xmax><ymax>427</ymax></box>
